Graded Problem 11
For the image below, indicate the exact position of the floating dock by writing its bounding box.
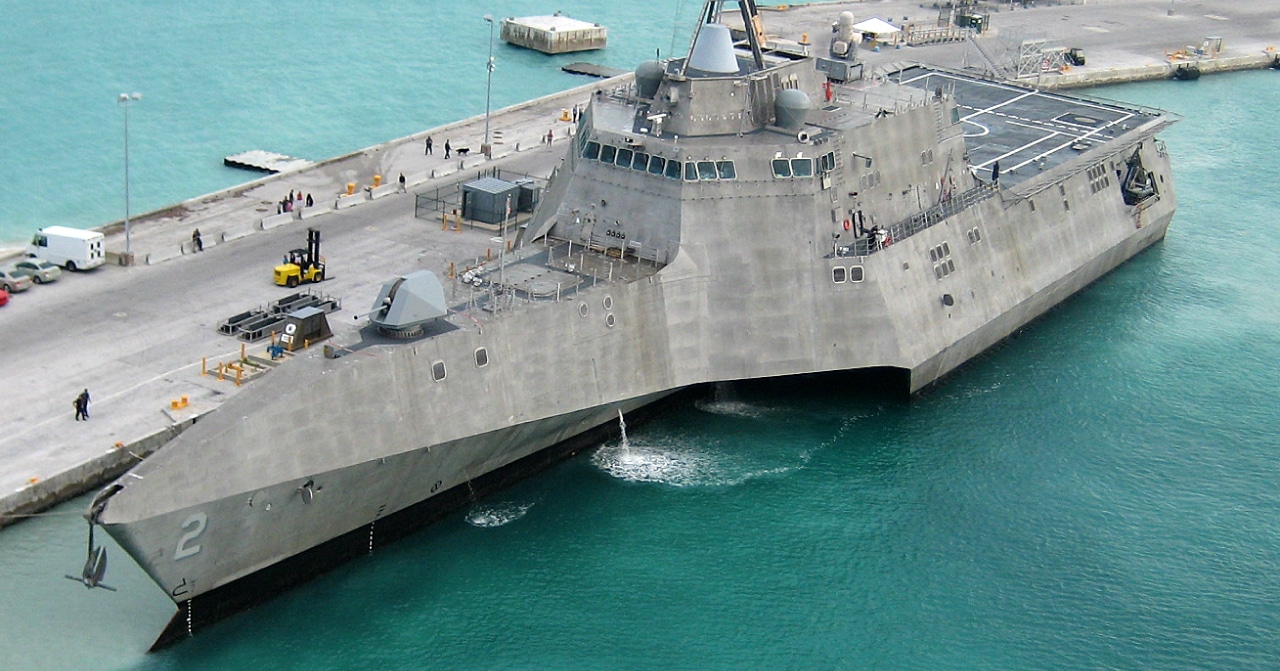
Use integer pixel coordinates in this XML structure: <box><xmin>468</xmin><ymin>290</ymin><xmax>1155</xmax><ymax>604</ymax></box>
<box><xmin>501</xmin><ymin>14</ymin><xmax>606</xmax><ymax>54</ymax></box>
<box><xmin>561</xmin><ymin>62</ymin><xmax>627</xmax><ymax>78</ymax></box>
<box><xmin>223</xmin><ymin>150</ymin><xmax>312</xmax><ymax>173</ymax></box>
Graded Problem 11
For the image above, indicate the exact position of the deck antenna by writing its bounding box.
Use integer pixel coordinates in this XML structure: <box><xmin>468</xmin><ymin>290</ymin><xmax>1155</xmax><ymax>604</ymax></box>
<box><xmin>669</xmin><ymin>0</ymin><xmax>688</xmax><ymax>57</ymax></box>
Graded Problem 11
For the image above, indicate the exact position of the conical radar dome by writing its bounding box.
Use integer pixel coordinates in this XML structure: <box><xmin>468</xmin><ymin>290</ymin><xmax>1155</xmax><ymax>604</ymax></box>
<box><xmin>775</xmin><ymin>88</ymin><xmax>812</xmax><ymax>130</ymax></box>
<box><xmin>687</xmin><ymin>23</ymin><xmax>738</xmax><ymax>74</ymax></box>
<box><xmin>636</xmin><ymin>60</ymin><xmax>664</xmax><ymax>99</ymax></box>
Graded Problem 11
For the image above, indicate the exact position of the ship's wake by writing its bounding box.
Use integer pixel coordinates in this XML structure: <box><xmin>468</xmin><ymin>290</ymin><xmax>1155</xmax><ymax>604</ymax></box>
<box><xmin>593</xmin><ymin>404</ymin><xmax>884</xmax><ymax>488</ymax></box>
<box><xmin>693</xmin><ymin>398</ymin><xmax>768</xmax><ymax>418</ymax></box>
<box><xmin>465</xmin><ymin>502</ymin><xmax>533</xmax><ymax>528</ymax></box>
<box><xmin>694</xmin><ymin>382</ymin><xmax>769</xmax><ymax>418</ymax></box>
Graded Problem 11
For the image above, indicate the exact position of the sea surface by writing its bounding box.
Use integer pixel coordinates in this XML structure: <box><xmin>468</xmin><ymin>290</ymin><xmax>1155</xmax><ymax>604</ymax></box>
<box><xmin>2</xmin><ymin>3</ymin><xmax>1280</xmax><ymax>670</ymax></box>
<box><xmin>0</xmin><ymin>0</ymin><xmax>707</xmax><ymax>251</ymax></box>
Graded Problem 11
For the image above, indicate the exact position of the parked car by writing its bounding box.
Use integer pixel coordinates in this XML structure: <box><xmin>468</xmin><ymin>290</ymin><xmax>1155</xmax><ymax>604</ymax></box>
<box><xmin>0</xmin><ymin>286</ymin><xmax>8</xmax><ymax>306</ymax></box>
<box><xmin>13</xmin><ymin>258</ymin><xmax>62</xmax><ymax>284</ymax></box>
<box><xmin>0</xmin><ymin>267</ymin><xmax>33</xmax><ymax>292</ymax></box>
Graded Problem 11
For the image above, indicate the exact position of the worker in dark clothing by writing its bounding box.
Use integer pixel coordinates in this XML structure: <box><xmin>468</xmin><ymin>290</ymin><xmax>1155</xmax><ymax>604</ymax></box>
<box><xmin>74</xmin><ymin>389</ymin><xmax>90</xmax><ymax>421</ymax></box>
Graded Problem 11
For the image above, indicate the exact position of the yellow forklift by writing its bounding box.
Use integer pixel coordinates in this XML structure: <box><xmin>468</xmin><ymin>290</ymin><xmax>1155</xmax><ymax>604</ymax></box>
<box><xmin>273</xmin><ymin>228</ymin><xmax>327</xmax><ymax>287</ymax></box>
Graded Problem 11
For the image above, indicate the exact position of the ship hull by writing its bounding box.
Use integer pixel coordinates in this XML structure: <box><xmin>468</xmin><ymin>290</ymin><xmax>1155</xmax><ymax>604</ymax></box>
<box><xmin>114</xmin><ymin>389</ymin><xmax>683</xmax><ymax>649</ymax></box>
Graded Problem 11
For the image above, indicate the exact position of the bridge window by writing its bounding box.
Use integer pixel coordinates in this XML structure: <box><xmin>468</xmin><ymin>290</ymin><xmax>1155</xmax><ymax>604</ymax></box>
<box><xmin>648</xmin><ymin>156</ymin><xmax>666</xmax><ymax>176</ymax></box>
<box><xmin>632</xmin><ymin>152</ymin><xmax>650</xmax><ymax>171</ymax></box>
<box><xmin>818</xmin><ymin>152</ymin><xmax>835</xmax><ymax>173</ymax></box>
<box><xmin>832</xmin><ymin>266</ymin><xmax>847</xmax><ymax>283</ymax></box>
<box><xmin>600</xmin><ymin>145</ymin><xmax>617</xmax><ymax>164</ymax></box>
<box><xmin>791</xmin><ymin>158</ymin><xmax>813</xmax><ymax>178</ymax></box>
<box><xmin>697</xmin><ymin>161</ymin><xmax>717</xmax><ymax>180</ymax></box>
<box><xmin>772</xmin><ymin>159</ymin><xmax>792</xmax><ymax>178</ymax></box>
<box><xmin>716</xmin><ymin>161</ymin><xmax>736</xmax><ymax>180</ymax></box>
<box><xmin>666</xmin><ymin>160</ymin><xmax>682</xmax><ymax>180</ymax></box>
<box><xmin>584</xmin><ymin>141</ymin><xmax>600</xmax><ymax>160</ymax></box>
<box><xmin>684</xmin><ymin>162</ymin><xmax>698</xmax><ymax>181</ymax></box>
<box><xmin>431</xmin><ymin>361</ymin><xmax>447</xmax><ymax>382</ymax></box>
<box><xmin>474</xmin><ymin>347</ymin><xmax>489</xmax><ymax>368</ymax></box>
<box><xmin>848</xmin><ymin>265</ymin><xmax>864</xmax><ymax>282</ymax></box>
<box><xmin>616</xmin><ymin>148</ymin><xmax>633</xmax><ymax>168</ymax></box>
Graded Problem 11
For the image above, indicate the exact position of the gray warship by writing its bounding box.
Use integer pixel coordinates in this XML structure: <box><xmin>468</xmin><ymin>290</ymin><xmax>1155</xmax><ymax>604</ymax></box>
<box><xmin>89</xmin><ymin>0</ymin><xmax>1177</xmax><ymax>648</ymax></box>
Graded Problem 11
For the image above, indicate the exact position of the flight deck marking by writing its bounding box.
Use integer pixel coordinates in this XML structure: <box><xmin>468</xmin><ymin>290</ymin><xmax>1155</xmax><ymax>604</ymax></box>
<box><xmin>961</xmin><ymin>120</ymin><xmax>991</xmax><ymax>137</ymax></box>
<box><xmin>973</xmin><ymin>133</ymin><xmax>1062</xmax><ymax>170</ymax></box>
<box><xmin>959</xmin><ymin>90</ymin><xmax>1039</xmax><ymax>122</ymax></box>
<box><xmin>911</xmin><ymin>70</ymin><xmax>1142</xmax><ymax>116</ymax></box>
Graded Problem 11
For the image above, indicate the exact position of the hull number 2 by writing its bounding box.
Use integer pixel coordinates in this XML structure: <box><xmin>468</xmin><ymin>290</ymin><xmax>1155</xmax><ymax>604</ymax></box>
<box><xmin>174</xmin><ymin>513</ymin><xmax>208</xmax><ymax>561</ymax></box>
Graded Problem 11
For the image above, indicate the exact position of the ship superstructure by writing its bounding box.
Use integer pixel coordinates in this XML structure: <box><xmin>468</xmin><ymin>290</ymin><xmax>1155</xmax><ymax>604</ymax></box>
<box><xmin>92</xmin><ymin>0</ymin><xmax>1177</xmax><ymax>648</ymax></box>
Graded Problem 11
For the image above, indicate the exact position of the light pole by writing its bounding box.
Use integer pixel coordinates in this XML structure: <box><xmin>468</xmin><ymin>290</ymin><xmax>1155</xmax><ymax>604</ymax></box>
<box><xmin>483</xmin><ymin>15</ymin><xmax>495</xmax><ymax>157</ymax></box>
<box><xmin>118</xmin><ymin>92</ymin><xmax>142</xmax><ymax>260</ymax></box>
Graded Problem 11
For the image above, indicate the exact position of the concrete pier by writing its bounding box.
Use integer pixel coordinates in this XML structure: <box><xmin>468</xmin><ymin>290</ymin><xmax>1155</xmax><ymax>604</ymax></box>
<box><xmin>1</xmin><ymin>0</ymin><xmax>1276</xmax><ymax>528</ymax></box>
<box><xmin>502</xmin><ymin>15</ymin><xmax>607</xmax><ymax>54</ymax></box>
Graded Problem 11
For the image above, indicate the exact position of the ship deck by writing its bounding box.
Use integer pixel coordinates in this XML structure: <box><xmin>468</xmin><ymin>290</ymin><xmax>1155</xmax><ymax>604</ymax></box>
<box><xmin>885</xmin><ymin>65</ymin><xmax>1169</xmax><ymax>186</ymax></box>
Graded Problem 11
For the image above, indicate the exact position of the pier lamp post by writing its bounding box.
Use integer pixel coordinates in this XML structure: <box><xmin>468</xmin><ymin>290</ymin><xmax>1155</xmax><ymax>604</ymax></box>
<box><xmin>483</xmin><ymin>15</ymin><xmax>495</xmax><ymax>157</ymax></box>
<box><xmin>118</xmin><ymin>92</ymin><xmax>142</xmax><ymax>262</ymax></box>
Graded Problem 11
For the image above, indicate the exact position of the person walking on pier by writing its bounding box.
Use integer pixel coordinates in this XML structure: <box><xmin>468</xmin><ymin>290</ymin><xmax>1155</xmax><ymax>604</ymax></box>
<box><xmin>192</xmin><ymin>229</ymin><xmax>203</xmax><ymax>252</ymax></box>
<box><xmin>425</xmin><ymin>136</ymin><xmax>433</xmax><ymax>155</ymax></box>
<box><xmin>399</xmin><ymin>173</ymin><xmax>407</xmax><ymax>193</ymax></box>
<box><xmin>74</xmin><ymin>389</ymin><xmax>90</xmax><ymax>421</ymax></box>
<box><xmin>444</xmin><ymin>140</ymin><xmax>451</xmax><ymax>159</ymax></box>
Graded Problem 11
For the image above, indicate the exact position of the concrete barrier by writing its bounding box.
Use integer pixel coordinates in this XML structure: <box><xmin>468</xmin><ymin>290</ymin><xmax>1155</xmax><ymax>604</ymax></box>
<box><xmin>370</xmin><ymin>183</ymin><xmax>400</xmax><ymax>200</ymax></box>
<box><xmin>145</xmin><ymin>246</ymin><xmax>184</xmax><ymax>265</ymax></box>
<box><xmin>182</xmin><ymin>239</ymin><xmax>216</xmax><ymax>254</ymax></box>
<box><xmin>221</xmin><ymin>226</ymin><xmax>254</xmax><ymax>242</ymax></box>
<box><xmin>299</xmin><ymin>203</ymin><xmax>334</xmax><ymax>220</ymax></box>
<box><xmin>335</xmin><ymin>193</ymin><xmax>368</xmax><ymax>210</ymax></box>
<box><xmin>405</xmin><ymin>170</ymin><xmax>430</xmax><ymax>187</ymax></box>
<box><xmin>0</xmin><ymin>419</ymin><xmax>195</xmax><ymax>530</ymax></box>
<box><xmin>260</xmin><ymin>212</ymin><xmax>296</xmax><ymax>230</ymax></box>
<box><xmin>462</xmin><ymin>155</ymin><xmax>488</xmax><ymax>169</ymax></box>
<box><xmin>432</xmin><ymin>165</ymin><xmax>459</xmax><ymax>179</ymax></box>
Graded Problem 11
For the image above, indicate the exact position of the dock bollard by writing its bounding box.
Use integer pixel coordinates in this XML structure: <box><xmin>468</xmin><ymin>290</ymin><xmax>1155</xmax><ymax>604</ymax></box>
<box><xmin>374</xmin><ymin>175</ymin><xmax>382</xmax><ymax>187</ymax></box>
<box><xmin>201</xmin><ymin>357</ymin><xmax>207</xmax><ymax>376</ymax></box>
<box><xmin>347</xmin><ymin>182</ymin><xmax>356</xmax><ymax>196</ymax></box>
<box><xmin>442</xmin><ymin>211</ymin><xmax>448</xmax><ymax>231</ymax></box>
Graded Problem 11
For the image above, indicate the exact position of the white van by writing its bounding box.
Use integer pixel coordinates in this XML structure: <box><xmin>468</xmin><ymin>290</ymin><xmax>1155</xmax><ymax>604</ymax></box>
<box><xmin>27</xmin><ymin>226</ymin><xmax>106</xmax><ymax>271</ymax></box>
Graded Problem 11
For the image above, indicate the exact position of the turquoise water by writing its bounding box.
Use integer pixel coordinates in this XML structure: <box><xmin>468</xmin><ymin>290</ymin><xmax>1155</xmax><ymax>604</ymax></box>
<box><xmin>2</xmin><ymin>2</ymin><xmax>1280</xmax><ymax>668</ymax></box>
<box><xmin>0</xmin><ymin>0</ymin><xmax>706</xmax><ymax>250</ymax></box>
